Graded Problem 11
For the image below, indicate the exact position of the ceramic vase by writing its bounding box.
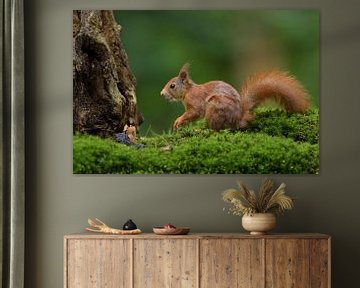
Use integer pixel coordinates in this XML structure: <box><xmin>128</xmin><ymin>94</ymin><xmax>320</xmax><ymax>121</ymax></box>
<box><xmin>242</xmin><ymin>213</ymin><xmax>276</xmax><ymax>235</ymax></box>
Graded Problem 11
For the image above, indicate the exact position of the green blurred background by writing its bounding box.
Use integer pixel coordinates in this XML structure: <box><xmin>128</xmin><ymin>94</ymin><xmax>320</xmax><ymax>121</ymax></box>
<box><xmin>114</xmin><ymin>11</ymin><xmax>319</xmax><ymax>135</ymax></box>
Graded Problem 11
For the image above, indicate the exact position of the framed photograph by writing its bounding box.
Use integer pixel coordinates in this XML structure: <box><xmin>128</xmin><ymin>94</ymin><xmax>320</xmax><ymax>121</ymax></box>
<box><xmin>73</xmin><ymin>10</ymin><xmax>319</xmax><ymax>175</ymax></box>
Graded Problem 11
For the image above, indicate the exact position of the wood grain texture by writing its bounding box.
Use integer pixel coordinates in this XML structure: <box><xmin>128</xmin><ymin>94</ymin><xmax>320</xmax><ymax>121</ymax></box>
<box><xmin>65</xmin><ymin>233</ymin><xmax>330</xmax><ymax>240</ymax></box>
<box><xmin>133</xmin><ymin>239</ymin><xmax>198</xmax><ymax>288</ymax></box>
<box><xmin>64</xmin><ymin>234</ymin><xmax>330</xmax><ymax>288</ymax></box>
<box><xmin>66</xmin><ymin>239</ymin><xmax>131</xmax><ymax>288</ymax></box>
<box><xmin>265</xmin><ymin>239</ymin><xmax>310</xmax><ymax>287</ymax></box>
<box><xmin>310</xmin><ymin>239</ymin><xmax>330</xmax><ymax>288</ymax></box>
<box><xmin>200</xmin><ymin>239</ymin><xmax>264</xmax><ymax>288</ymax></box>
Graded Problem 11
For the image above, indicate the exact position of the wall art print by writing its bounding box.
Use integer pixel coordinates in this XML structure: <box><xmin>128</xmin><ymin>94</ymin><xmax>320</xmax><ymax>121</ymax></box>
<box><xmin>73</xmin><ymin>10</ymin><xmax>319</xmax><ymax>174</ymax></box>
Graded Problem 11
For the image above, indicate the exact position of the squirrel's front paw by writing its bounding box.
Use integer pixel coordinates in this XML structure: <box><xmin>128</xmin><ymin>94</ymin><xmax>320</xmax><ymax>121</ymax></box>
<box><xmin>173</xmin><ymin>117</ymin><xmax>183</xmax><ymax>130</ymax></box>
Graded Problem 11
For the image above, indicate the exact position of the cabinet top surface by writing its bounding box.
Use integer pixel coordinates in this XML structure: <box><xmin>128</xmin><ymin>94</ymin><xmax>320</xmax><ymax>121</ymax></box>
<box><xmin>64</xmin><ymin>232</ymin><xmax>330</xmax><ymax>240</ymax></box>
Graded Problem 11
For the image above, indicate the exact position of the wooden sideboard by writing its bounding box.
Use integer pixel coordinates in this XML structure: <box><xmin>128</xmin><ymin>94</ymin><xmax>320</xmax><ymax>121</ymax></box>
<box><xmin>64</xmin><ymin>233</ymin><xmax>330</xmax><ymax>288</ymax></box>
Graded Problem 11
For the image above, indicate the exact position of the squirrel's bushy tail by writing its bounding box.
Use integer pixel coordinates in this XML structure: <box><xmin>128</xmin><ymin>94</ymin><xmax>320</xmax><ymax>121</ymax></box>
<box><xmin>240</xmin><ymin>70</ymin><xmax>310</xmax><ymax>113</ymax></box>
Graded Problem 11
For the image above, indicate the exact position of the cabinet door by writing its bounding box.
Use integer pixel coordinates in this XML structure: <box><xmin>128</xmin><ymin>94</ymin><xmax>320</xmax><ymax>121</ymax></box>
<box><xmin>134</xmin><ymin>239</ymin><xmax>198</xmax><ymax>288</ymax></box>
<box><xmin>266</xmin><ymin>239</ymin><xmax>309</xmax><ymax>287</ymax></box>
<box><xmin>309</xmin><ymin>239</ymin><xmax>330</xmax><ymax>288</ymax></box>
<box><xmin>65</xmin><ymin>239</ymin><xmax>131</xmax><ymax>288</ymax></box>
<box><xmin>265</xmin><ymin>239</ymin><xmax>329</xmax><ymax>288</ymax></box>
<box><xmin>200</xmin><ymin>239</ymin><xmax>264</xmax><ymax>288</ymax></box>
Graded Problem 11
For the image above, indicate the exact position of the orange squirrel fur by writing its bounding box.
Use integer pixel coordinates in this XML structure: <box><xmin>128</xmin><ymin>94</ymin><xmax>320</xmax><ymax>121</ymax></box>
<box><xmin>160</xmin><ymin>63</ymin><xmax>310</xmax><ymax>131</ymax></box>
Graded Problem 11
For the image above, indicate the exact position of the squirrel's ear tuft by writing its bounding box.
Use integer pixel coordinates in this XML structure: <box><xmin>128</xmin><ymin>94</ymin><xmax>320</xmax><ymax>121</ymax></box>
<box><xmin>179</xmin><ymin>63</ymin><xmax>190</xmax><ymax>81</ymax></box>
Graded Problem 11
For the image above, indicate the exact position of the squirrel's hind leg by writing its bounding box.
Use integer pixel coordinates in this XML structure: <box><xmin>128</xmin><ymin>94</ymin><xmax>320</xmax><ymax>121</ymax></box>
<box><xmin>205</xmin><ymin>95</ymin><xmax>240</xmax><ymax>131</ymax></box>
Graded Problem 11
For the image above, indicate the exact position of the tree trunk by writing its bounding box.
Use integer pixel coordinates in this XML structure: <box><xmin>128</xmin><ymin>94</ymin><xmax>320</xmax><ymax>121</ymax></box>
<box><xmin>73</xmin><ymin>10</ymin><xmax>138</xmax><ymax>137</ymax></box>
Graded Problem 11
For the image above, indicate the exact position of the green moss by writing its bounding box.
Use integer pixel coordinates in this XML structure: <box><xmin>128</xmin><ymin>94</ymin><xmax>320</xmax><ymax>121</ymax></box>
<box><xmin>73</xmin><ymin>109</ymin><xmax>319</xmax><ymax>174</ymax></box>
<box><xmin>248</xmin><ymin>108</ymin><xmax>319</xmax><ymax>144</ymax></box>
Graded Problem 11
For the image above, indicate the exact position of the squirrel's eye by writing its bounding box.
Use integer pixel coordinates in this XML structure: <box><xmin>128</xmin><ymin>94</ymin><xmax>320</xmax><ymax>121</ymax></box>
<box><xmin>170</xmin><ymin>84</ymin><xmax>176</xmax><ymax>89</ymax></box>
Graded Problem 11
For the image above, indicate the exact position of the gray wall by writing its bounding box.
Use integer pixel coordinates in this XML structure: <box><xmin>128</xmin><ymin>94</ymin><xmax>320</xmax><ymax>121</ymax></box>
<box><xmin>25</xmin><ymin>0</ymin><xmax>360</xmax><ymax>287</ymax></box>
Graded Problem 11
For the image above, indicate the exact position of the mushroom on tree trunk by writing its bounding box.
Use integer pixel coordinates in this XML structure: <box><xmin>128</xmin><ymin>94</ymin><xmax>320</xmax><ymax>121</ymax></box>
<box><xmin>73</xmin><ymin>10</ymin><xmax>139</xmax><ymax>137</ymax></box>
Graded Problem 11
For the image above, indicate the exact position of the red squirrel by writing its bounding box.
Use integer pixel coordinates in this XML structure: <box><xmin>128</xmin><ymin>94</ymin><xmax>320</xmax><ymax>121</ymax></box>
<box><xmin>160</xmin><ymin>63</ymin><xmax>310</xmax><ymax>131</ymax></box>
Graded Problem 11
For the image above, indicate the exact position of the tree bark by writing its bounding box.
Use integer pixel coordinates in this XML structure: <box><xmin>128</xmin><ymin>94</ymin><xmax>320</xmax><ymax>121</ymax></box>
<box><xmin>73</xmin><ymin>10</ymin><xmax>138</xmax><ymax>137</ymax></box>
